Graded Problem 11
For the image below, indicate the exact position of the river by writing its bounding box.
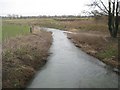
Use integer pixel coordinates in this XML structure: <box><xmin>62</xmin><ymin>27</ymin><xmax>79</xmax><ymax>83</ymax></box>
<box><xmin>27</xmin><ymin>28</ymin><xmax>119</xmax><ymax>88</ymax></box>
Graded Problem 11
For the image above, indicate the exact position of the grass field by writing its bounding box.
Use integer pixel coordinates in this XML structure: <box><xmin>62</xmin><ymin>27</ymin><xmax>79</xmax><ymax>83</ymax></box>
<box><xmin>2</xmin><ymin>17</ymin><xmax>109</xmax><ymax>32</ymax></box>
<box><xmin>2</xmin><ymin>23</ymin><xmax>30</xmax><ymax>40</ymax></box>
<box><xmin>0</xmin><ymin>26</ymin><xmax>2</xmax><ymax>43</ymax></box>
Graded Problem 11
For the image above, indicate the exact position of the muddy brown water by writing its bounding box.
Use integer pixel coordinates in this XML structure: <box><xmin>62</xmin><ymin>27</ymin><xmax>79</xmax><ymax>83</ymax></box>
<box><xmin>27</xmin><ymin>28</ymin><xmax>119</xmax><ymax>88</ymax></box>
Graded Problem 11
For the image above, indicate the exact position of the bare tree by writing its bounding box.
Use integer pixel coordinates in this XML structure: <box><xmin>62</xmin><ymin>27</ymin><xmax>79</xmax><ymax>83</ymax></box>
<box><xmin>89</xmin><ymin>0</ymin><xmax>120</xmax><ymax>38</ymax></box>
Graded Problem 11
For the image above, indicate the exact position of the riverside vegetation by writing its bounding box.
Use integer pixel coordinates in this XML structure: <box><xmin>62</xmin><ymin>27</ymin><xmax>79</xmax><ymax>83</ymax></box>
<box><xmin>2</xmin><ymin>24</ymin><xmax>52</xmax><ymax>88</ymax></box>
<box><xmin>3</xmin><ymin>17</ymin><xmax>119</xmax><ymax>69</ymax></box>
<box><xmin>2</xmin><ymin>16</ymin><xmax>119</xmax><ymax>88</ymax></box>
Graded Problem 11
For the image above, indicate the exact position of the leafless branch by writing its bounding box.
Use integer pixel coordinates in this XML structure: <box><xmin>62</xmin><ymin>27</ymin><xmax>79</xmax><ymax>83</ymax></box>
<box><xmin>95</xmin><ymin>2</ymin><xmax>108</xmax><ymax>14</ymax></box>
<box><xmin>118</xmin><ymin>1</ymin><xmax>120</xmax><ymax>14</ymax></box>
<box><xmin>99</xmin><ymin>0</ymin><xmax>109</xmax><ymax>12</ymax></box>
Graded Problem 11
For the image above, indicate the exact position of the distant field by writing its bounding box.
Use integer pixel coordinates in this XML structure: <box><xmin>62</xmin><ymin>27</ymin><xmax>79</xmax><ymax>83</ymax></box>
<box><xmin>2</xmin><ymin>23</ymin><xmax>29</xmax><ymax>40</ymax></box>
<box><xmin>2</xmin><ymin>17</ymin><xmax>108</xmax><ymax>32</ymax></box>
<box><xmin>0</xmin><ymin>26</ymin><xmax>1</xmax><ymax>42</ymax></box>
<box><xmin>3</xmin><ymin>17</ymin><xmax>117</xmax><ymax>41</ymax></box>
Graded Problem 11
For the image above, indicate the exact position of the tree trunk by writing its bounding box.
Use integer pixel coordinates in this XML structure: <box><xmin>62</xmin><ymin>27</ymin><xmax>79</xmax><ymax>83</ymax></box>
<box><xmin>108</xmin><ymin>0</ymin><xmax>119</xmax><ymax>38</ymax></box>
<box><xmin>115</xmin><ymin>1</ymin><xmax>119</xmax><ymax>38</ymax></box>
<box><xmin>108</xmin><ymin>1</ymin><xmax>113</xmax><ymax>37</ymax></box>
<box><xmin>112</xmin><ymin>1</ymin><xmax>116</xmax><ymax>37</ymax></box>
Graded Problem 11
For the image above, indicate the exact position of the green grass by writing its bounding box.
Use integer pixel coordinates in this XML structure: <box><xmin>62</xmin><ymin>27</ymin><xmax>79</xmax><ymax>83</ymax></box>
<box><xmin>2</xmin><ymin>24</ymin><xmax>30</xmax><ymax>40</ymax></box>
<box><xmin>97</xmin><ymin>46</ymin><xmax>118</xmax><ymax>59</ymax></box>
<box><xmin>0</xmin><ymin>27</ymin><xmax>2</xmax><ymax>43</ymax></box>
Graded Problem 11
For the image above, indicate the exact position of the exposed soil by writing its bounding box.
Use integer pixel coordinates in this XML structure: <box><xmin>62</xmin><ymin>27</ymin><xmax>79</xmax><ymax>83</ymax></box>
<box><xmin>67</xmin><ymin>31</ymin><xmax>119</xmax><ymax>72</ymax></box>
<box><xmin>2</xmin><ymin>28</ymin><xmax>52</xmax><ymax>88</ymax></box>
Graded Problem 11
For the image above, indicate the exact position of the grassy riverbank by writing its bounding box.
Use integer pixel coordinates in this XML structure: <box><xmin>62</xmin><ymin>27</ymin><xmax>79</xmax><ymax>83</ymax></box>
<box><xmin>2</xmin><ymin>29</ymin><xmax>52</xmax><ymax>88</ymax></box>
<box><xmin>2</xmin><ymin>17</ymin><xmax>119</xmax><ymax>82</ymax></box>
<box><xmin>67</xmin><ymin>31</ymin><xmax>119</xmax><ymax>70</ymax></box>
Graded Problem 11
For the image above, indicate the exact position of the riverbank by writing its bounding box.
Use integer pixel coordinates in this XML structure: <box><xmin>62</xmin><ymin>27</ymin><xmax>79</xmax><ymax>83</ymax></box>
<box><xmin>67</xmin><ymin>30</ymin><xmax>119</xmax><ymax>73</ymax></box>
<box><xmin>2</xmin><ymin>29</ymin><xmax>52</xmax><ymax>88</ymax></box>
<box><xmin>27</xmin><ymin>28</ymin><xmax>119</xmax><ymax>88</ymax></box>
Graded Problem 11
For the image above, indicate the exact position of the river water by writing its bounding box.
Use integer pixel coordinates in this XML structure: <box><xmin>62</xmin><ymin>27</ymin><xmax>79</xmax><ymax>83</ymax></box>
<box><xmin>27</xmin><ymin>28</ymin><xmax>119</xmax><ymax>88</ymax></box>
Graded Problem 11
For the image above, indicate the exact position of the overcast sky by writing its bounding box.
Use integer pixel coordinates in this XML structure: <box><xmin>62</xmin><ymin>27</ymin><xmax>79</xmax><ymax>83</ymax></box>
<box><xmin>0</xmin><ymin>0</ymin><xmax>108</xmax><ymax>16</ymax></box>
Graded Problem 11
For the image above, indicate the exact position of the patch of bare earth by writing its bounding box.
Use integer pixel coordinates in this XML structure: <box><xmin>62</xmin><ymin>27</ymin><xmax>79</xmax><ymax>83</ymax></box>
<box><xmin>2</xmin><ymin>29</ymin><xmax>52</xmax><ymax>88</ymax></box>
<box><xmin>67</xmin><ymin>31</ymin><xmax>119</xmax><ymax>72</ymax></box>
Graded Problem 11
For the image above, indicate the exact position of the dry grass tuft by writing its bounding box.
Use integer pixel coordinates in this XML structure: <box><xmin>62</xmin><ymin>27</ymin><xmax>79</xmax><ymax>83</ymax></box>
<box><xmin>67</xmin><ymin>31</ymin><xmax>119</xmax><ymax>69</ymax></box>
<box><xmin>2</xmin><ymin>30</ymin><xmax>52</xmax><ymax>88</ymax></box>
